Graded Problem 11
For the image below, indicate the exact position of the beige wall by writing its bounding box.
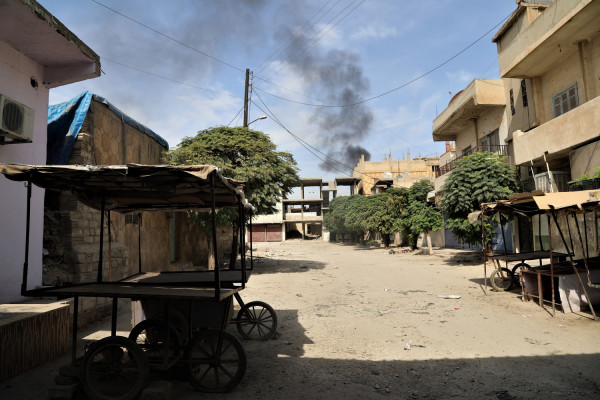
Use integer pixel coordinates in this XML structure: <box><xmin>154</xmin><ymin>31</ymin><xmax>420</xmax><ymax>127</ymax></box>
<box><xmin>43</xmin><ymin>98</ymin><xmax>228</xmax><ymax>326</ymax></box>
<box><xmin>570</xmin><ymin>141</ymin><xmax>600</xmax><ymax>180</ymax></box>
<box><xmin>353</xmin><ymin>155</ymin><xmax>438</xmax><ymax>195</ymax></box>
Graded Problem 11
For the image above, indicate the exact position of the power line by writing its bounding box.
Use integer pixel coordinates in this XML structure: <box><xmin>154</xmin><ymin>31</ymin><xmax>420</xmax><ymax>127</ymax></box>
<box><xmin>101</xmin><ymin>57</ymin><xmax>242</xmax><ymax>98</ymax></box>
<box><xmin>252</xmin><ymin>91</ymin><xmax>383</xmax><ymax>181</ymax></box>
<box><xmin>252</xmin><ymin>94</ymin><xmax>353</xmax><ymax>176</ymax></box>
<box><xmin>261</xmin><ymin>0</ymin><xmax>365</xmax><ymax>82</ymax></box>
<box><xmin>89</xmin><ymin>0</ymin><xmax>245</xmax><ymax>73</ymax></box>
<box><xmin>254</xmin><ymin>12</ymin><xmax>512</xmax><ymax>108</ymax></box>
<box><xmin>227</xmin><ymin>106</ymin><xmax>245</xmax><ymax>127</ymax></box>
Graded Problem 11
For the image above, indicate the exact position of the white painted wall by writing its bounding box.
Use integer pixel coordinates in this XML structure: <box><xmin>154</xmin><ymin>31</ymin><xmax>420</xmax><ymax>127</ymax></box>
<box><xmin>0</xmin><ymin>40</ymin><xmax>49</xmax><ymax>303</ymax></box>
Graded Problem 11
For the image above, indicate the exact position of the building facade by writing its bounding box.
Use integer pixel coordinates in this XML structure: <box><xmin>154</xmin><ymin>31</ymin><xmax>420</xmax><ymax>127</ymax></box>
<box><xmin>0</xmin><ymin>0</ymin><xmax>100</xmax><ymax>304</ymax></box>
<box><xmin>353</xmin><ymin>153</ymin><xmax>439</xmax><ymax>195</ymax></box>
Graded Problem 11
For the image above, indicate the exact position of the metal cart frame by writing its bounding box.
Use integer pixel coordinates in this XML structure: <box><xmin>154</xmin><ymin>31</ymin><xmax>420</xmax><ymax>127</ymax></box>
<box><xmin>1</xmin><ymin>163</ymin><xmax>255</xmax><ymax>398</ymax></box>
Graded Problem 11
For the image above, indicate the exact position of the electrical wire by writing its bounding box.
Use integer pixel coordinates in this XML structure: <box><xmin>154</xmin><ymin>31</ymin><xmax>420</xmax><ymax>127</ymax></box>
<box><xmin>261</xmin><ymin>0</ymin><xmax>365</xmax><ymax>82</ymax></box>
<box><xmin>253</xmin><ymin>91</ymin><xmax>383</xmax><ymax>181</ymax></box>
<box><xmin>101</xmin><ymin>57</ymin><xmax>242</xmax><ymax>98</ymax></box>
<box><xmin>90</xmin><ymin>0</ymin><xmax>245</xmax><ymax>73</ymax></box>
<box><xmin>254</xmin><ymin>12</ymin><xmax>512</xmax><ymax>108</ymax></box>
<box><xmin>227</xmin><ymin>106</ymin><xmax>245</xmax><ymax>127</ymax></box>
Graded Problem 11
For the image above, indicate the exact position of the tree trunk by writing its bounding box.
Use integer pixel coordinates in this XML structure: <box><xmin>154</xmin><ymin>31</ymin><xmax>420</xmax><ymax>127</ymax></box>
<box><xmin>382</xmin><ymin>233</ymin><xmax>390</xmax><ymax>248</ymax></box>
<box><xmin>426</xmin><ymin>231</ymin><xmax>433</xmax><ymax>255</ymax></box>
<box><xmin>229</xmin><ymin>222</ymin><xmax>239</xmax><ymax>270</ymax></box>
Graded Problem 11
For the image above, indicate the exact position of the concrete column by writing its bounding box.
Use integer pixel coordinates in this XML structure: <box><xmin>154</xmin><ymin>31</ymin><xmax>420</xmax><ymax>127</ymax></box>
<box><xmin>578</xmin><ymin>40</ymin><xmax>596</xmax><ymax>102</ymax></box>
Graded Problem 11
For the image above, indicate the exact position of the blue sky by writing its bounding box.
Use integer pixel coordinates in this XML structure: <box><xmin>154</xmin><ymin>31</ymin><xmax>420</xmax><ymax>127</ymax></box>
<box><xmin>40</xmin><ymin>0</ymin><xmax>517</xmax><ymax>181</ymax></box>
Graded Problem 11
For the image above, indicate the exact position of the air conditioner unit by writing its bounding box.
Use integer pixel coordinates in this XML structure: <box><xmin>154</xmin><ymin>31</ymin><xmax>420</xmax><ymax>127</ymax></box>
<box><xmin>0</xmin><ymin>94</ymin><xmax>34</xmax><ymax>142</ymax></box>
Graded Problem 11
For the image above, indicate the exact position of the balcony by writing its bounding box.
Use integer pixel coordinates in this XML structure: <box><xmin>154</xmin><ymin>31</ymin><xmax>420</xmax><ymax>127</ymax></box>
<box><xmin>495</xmin><ymin>0</ymin><xmax>600</xmax><ymax>78</ymax></box>
<box><xmin>512</xmin><ymin>96</ymin><xmax>600</xmax><ymax>166</ymax></box>
<box><xmin>433</xmin><ymin>80</ymin><xmax>505</xmax><ymax>141</ymax></box>
<box><xmin>435</xmin><ymin>145</ymin><xmax>508</xmax><ymax>178</ymax></box>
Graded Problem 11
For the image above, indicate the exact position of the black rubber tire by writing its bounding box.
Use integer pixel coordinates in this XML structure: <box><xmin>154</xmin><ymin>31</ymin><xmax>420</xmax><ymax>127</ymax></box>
<box><xmin>490</xmin><ymin>267</ymin><xmax>514</xmax><ymax>291</ymax></box>
<box><xmin>236</xmin><ymin>301</ymin><xmax>277</xmax><ymax>341</ymax></box>
<box><xmin>511</xmin><ymin>262</ymin><xmax>530</xmax><ymax>286</ymax></box>
<box><xmin>128</xmin><ymin>319</ymin><xmax>181</xmax><ymax>369</ymax></box>
<box><xmin>185</xmin><ymin>330</ymin><xmax>246</xmax><ymax>393</ymax></box>
<box><xmin>81</xmin><ymin>336</ymin><xmax>149</xmax><ymax>400</ymax></box>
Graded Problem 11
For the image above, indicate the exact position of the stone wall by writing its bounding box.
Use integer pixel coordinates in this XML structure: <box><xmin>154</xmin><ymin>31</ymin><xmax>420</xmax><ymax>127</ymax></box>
<box><xmin>43</xmin><ymin>98</ymin><xmax>231</xmax><ymax>327</ymax></box>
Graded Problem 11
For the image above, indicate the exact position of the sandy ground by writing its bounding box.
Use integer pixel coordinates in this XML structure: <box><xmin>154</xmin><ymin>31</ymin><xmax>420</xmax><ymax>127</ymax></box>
<box><xmin>2</xmin><ymin>240</ymin><xmax>600</xmax><ymax>399</ymax></box>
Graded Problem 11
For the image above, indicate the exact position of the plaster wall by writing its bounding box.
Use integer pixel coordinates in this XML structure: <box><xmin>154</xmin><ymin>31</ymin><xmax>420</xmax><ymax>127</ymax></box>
<box><xmin>353</xmin><ymin>156</ymin><xmax>438</xmax><ymax>195</ymax></box>
<box><xmin>537</xmin><ymin>53</ymin><xmax>586</xmax><ymax>124</ymax></box>
<box><xmin>504</xmin><ymin>78</ymin><xmax>537</xmax><ymax>136</ymax></box>
<box><xmin>570</xmin><ymin>140</ymin><xmax>600</xmax><ymax>180</ymax></box>
<box><xmin>454</xmin><ymin>123</ymin><xmax>476</xmax><ymax>154</ymax></box>
<box><xmin>496</xmin><ymin>1</ymin><xmax>585</xmax><ymax>77</ymax></box>
<box><xmin>512</xmin><ymin>95</ymin><xmax>600</xmax><ymax>166</ymax></box>
<box><xmin>0</xmin><ymin>40</ymin><xmax>48</xmax><ymax>303</ymax></box>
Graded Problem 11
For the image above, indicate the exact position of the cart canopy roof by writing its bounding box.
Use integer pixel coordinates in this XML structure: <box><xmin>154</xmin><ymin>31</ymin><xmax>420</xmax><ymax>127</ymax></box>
<box><xmin>473</xmin><ymin>190</ymin><xmax>600</xmax><ymax>220</ymax></box>
<box><xmin>0</xmin><ymin>163</ymin><xmax>249</xmax><ymax>213</ymax></box>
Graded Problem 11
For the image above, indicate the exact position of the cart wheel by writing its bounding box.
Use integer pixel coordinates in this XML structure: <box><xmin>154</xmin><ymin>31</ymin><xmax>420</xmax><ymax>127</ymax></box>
<box><xmin>81</xmin><ymin>336</ymin><xmax>149</xmax><ymax>400</ymax></box>
<box><xmin>236</xmin><ymin>301</ymin><xmax>277</xmax><ymax>341</ymax></box>
<box><xmin>511</xmin><ymin>262</ymin><xmax>530</xmax><ymax>286</ymax></box>
<box><xmin>490</xmin><ymin>267</ymin><xmax>514</xmax><ymax>291</ymax></box>
<box><xmin>185</xmin><ymin>330</ymin><xmax>246</xmax><ymax>393</ymax></box>
<box><xmin>129</xmin><ymin>319</ymin><xmax>181</xmax><ymax>369</ymax></box>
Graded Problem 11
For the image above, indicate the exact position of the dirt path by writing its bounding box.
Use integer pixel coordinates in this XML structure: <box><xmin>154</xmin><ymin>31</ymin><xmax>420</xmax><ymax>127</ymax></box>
<box><xmin>2</xmin><ymin>241</ymin><xmax>599</xmax><ymax>399</ymax></box>
<box><xmin>176</xmin><ymin>241</ymin><xmax>600</xmax><ymax>399</ymax></box>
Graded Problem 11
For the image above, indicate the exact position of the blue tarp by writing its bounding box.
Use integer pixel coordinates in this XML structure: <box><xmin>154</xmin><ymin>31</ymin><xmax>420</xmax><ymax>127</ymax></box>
<box><xmin>47</xmin><ymin>91</ymin><xmax>168</xmax><ymax>165</ymax></box>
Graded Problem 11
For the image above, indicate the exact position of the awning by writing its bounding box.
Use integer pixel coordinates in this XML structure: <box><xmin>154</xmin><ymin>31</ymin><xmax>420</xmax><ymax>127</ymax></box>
<box><xmin>0</xmin><ymin>163</ymin><xmax>249</xmax><ymax>213</ymax></box>
<box><xmin>479</xmin><ymin>190</ymin><xmax>600</xmax><ymax>217</ymax></box>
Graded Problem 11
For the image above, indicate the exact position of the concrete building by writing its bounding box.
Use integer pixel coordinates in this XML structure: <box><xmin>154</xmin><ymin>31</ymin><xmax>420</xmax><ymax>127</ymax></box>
<box><xmin>432</xmin><ymin>78</ymin><xmax>511</xmax><ymax>250</ymax></box>
<box><xmin>493</xmin><ymin>0</ymin><xmax>600</xmax><ymax>188</ymax></box>
<box><xmin>0</xmin><ymin>0</ymin><xmax>100</xmax><ymax>304</ymax></box>
<box><xmin>250</xmin><ymin>177</ymin><xmax>359</xmax><ymax>242</ymax></box>
<box><xmin>353</xmin><ymin>153</ymin><xmax>440</xmax><ymax>195</ymax></box>
<box><xmin>493</xmin><ymin>0</ymin><xmax>600</xmax><ymax>252</ymax></box>
<box><xmin>432</xmin><ymin>79</ymin><xmax>509</xmax><ymax>194</ymax></box>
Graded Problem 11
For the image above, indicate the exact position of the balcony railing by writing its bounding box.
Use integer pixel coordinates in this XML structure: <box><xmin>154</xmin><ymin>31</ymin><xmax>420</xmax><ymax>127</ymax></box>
<box><xmin>435</xmin><ymin>145</ymin><xmax>508</xmax><ymax>178</ymax></box>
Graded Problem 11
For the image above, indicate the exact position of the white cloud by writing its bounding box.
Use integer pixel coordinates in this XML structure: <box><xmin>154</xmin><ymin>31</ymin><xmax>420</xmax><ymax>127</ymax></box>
<box><xmin>351</xmin><ymin>25</ymin><xmax>397</xmax><ymax>40</ymax></box>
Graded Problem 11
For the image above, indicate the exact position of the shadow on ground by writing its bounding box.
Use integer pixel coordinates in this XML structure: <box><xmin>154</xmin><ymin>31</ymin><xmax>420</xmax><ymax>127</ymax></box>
<box><xmin>251</xmin><ymin>258</ymin><xmax>326</xmax><ymax>274</ymax></box>
<box><xmin>169</xmin><ymin>308</ymin><xmax>600</xmax><ymax>399</ymax></box>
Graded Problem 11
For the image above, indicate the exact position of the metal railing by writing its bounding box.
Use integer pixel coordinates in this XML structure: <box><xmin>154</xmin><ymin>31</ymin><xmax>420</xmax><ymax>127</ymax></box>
<box><xmin>435</xmin><ymin>145</ymin><xmax>508</xmax><ymax>178</ymax></box>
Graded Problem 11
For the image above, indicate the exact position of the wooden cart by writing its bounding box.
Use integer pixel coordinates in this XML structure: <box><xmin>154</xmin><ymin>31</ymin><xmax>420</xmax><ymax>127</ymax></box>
<box><xmin>0</xmin><ymin>163</ymin><xmax>258</xmax><ymax>398</ymax></box>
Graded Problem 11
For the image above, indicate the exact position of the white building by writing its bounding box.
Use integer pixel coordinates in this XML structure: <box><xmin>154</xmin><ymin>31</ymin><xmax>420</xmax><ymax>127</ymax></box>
<box><xmin>0</xmin><ymin>0</ymin><xmax>100</xmax><ymax>303</ymax></box>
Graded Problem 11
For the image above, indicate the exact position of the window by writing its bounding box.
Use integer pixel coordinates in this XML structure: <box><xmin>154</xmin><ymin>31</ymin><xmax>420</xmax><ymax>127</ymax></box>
<box><xmin>552</xmin><ymin>83</ymin><xmax>578</xmax><ymax>118</ymax></box>
<box><xmin>481</xmin><ymin>129</ymin><xmax>500</xmax><ymax>152</ymax></box>
<box><xmin>520</xmin><ymin>79</ymin><xmax>528</xmax><ymax>107</ymax></box>
<box><xmin>125</xmin><ymin>213</ymin><xmax>140</xmax><ymax>224</ymax></box>
<box><xmin>509</xmin><ymin>89</ymin><xmax>515</xmax><ymax>115</ymax></box>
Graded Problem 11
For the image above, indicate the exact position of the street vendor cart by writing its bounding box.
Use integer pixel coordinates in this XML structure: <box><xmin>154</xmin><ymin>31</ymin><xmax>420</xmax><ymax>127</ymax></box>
<box><xmin>475</xmin><ymin>190</ymin><xmax>600</xmax><ymax>318</ymax></box>
<box><xmin>0</xmin><ymin>163</ymin><xmax>265</xmax><ymax>399</ymax></box>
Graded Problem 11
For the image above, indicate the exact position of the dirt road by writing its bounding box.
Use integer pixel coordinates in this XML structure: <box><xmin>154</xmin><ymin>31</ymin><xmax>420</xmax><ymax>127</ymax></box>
<box><xmin>175</xmin><ymin>241</ymin><xmax>600</xmax><ymax>399</ymax></box>
<box><xmin>2</xmin><ymin>240</ymin><xmax>599</xmax><ymax>399</ymax></box>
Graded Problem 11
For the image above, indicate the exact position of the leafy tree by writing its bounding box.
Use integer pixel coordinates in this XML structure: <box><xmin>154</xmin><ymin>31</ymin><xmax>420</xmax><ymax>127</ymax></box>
<box><xmin>402</xmin><ymin>180</ymin><xmax>443</xmax><ymax>254</ymax></box>
<box><xmin>440</xmin><ymin>152</ymin><xmax>519</xmax><ymax>247</ymax></box>
<box><xmin>167</xmin><ymin>126</ymin><xmax>300</xmax><ymax>267</ymax></box>
<box><xmin>324</xmin><ymin>188</ymin><xmax>408</xmax><ymax>247</ymax></box>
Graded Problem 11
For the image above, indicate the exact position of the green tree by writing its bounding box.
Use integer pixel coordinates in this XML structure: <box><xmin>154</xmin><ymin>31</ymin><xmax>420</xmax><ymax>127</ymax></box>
<box><xmin>323</xmin><ymin>189</ymin><xmax>408</xmax><ymax>247</ymax></box>
<box><xmin>167</xmin><ymin>126</ymin><xmax>300</xmax><ymax>267</ymax></box>
<box><xmin>403</xmin><ymin>180</ymin><xmax>443</xmax><ymax>254</ymax></box>
<box><xmin>440</xmin><ymin>152</ymin><xmax>519</xmax><ymax>247</ymax></box>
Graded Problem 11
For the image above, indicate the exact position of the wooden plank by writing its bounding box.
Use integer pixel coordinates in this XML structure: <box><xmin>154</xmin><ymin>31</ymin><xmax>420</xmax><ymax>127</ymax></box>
<box><xmin>41</xmin><ymin>283</ymin><xmax>240</xmax><ymax>301</ymax></box>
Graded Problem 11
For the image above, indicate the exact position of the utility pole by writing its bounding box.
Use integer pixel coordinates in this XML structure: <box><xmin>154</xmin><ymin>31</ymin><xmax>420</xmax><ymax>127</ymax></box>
<box><xmin>243</xmin><ymin>68</ymin><xmax>250</xmax><ymax>127</ymax></box>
